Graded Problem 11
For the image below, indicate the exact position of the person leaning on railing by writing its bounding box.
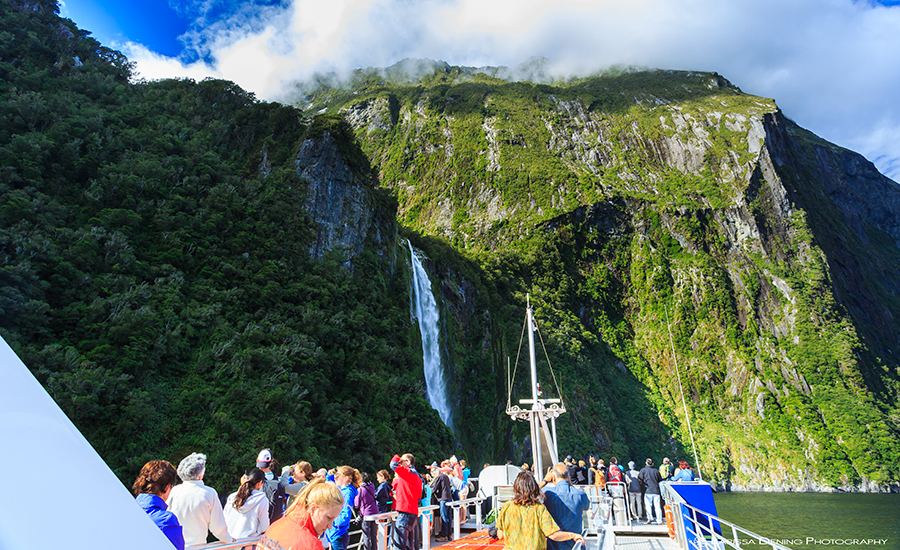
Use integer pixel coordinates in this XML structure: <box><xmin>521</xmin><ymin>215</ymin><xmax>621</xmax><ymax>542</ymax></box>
<box><xmin>496</xmin><ymin>471</ymin><xmax>585</xmax><ymax>550</ymax></box>
<box><xmin>133</xmin><ymin>460</ymin><xmax>185</xmax><ymax>550</ymax></box>
<box><xmin>255</xmin><ymin>479</ymin><xmax>344</xmax><ymax>550</ymax></box>
<box><xmin>167</xmin><ymin>453</ymin><xmax>233</xmax><ymax>548</ymax></box>
<box><xmin>355</xmin><ymin>472</ymin><xmax>380</xmax><ymax>550</ymax></box>
<box><xmin>325</xmin><ymin>466</ymin><xmax>361</xmax><ymax>550</ymax></box>
<box><xmin>223</xmin><ymin>468</ymin><xmax>270</xmax><ymax>539</ymax></box>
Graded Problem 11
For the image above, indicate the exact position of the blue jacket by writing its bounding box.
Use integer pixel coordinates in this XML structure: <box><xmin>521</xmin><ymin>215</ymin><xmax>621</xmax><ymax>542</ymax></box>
<box><xmin>375</xmin><ymin>481</ymin><xmax>393</xmax><ymax>513</ymax></box>
<box><xmin>326</xmin><ymin>483</ymin><xmax>359</xmax><ymax>543</ymax></box>
<box><xmin>673</xmin><ymin>469</ymin><xmax>695</xmax><ymax>482</ymax></box>
<box><xmin>136</xmin><ymin>493</ymin><xmax>185</xmax><ymax>550</ymax></box>
<box><xmin>542</xmin><ymin>481</ymin><xmax>589</xmax><ymax>550</ymax></box>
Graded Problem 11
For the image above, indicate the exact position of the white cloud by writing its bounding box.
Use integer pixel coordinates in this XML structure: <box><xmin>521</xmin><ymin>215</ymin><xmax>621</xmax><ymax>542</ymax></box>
<box><xmin>128</xmin><ymin>0</ymin><xmax>900</xmax><ymax>181</ymax></box>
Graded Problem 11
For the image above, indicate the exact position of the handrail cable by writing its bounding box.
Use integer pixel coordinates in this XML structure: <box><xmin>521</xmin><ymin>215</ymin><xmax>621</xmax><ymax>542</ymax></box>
<box><xmin>665</xmin><ymin>304</ymin><xmax>702</xmax><ymax>480</ymax></box>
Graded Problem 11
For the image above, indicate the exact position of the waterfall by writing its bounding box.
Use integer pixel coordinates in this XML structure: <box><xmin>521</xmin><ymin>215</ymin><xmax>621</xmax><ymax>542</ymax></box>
<box><xmin>407</xmin><ymin>240</ymin><xmax>454</xmax><ymax>431</ymax></box>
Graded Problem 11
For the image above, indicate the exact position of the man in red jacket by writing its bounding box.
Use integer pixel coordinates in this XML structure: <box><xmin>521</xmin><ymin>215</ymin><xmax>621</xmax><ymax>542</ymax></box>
<box><xmin>390</xmin><ymin>453</ymin><xmax>423</xmax><ymax>550</ymax></box>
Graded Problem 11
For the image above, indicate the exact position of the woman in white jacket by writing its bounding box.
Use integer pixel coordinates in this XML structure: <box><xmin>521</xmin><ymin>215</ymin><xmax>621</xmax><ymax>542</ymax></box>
<box><xmin>224</xmin><ymin>468</ymin><xmax>270</xmax><ymax>539</ymax></box>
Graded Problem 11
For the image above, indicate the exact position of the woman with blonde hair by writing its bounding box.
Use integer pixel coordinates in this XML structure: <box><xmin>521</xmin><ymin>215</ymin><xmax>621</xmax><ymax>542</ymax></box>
<box><xmin>325</xmin><ymin>466</ymin><xmax>361</xmax><ymax>550</ymax></box>
<box><xmin>255</xmin><ymin>479</ymin><xmax>344</xmax><ymax>550</ymax></box>
<box><xmin>496</xmin><ymin>471</ymin><xmax>584</xmax><ymax>550</ymax></box>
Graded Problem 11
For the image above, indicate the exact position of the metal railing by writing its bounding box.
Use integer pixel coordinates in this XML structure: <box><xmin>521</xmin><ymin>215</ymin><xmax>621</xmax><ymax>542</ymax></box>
<box><xmin>604</xmin><ymin>482</ymin><xmax>630</xmax><ymax>528</ymax></box>
<box><xmin>197</xmin><ymin>536</ymin><xmax>263</xmax><ymax>550</ymax></box>
<box><xmin>445</xmin><ymin>495</ymin><xmax>485</xmax><ymax>540</ymax></box>
<box><xmin>194</xmin><ymin>519</ymin><xmax>364</xmax><ymax>550</ymax></box>
<box><xmin>197</xmin><ymin>494</ymin><xmax>487</xmax><ymax>550</ymax></box>
<box><xmin>583</xmin><ymin>484</ymin><xmax>631</xmax><ymax>532</ymax></box>
<box><xmin>662</xmin><ymin>484</ymin><xmax>792</xmax><ymax>550</ymax></box>
<box><xmin>362</xmin><ymin>494</ymin><xmax>486</xmax><ymax>550</ymax></box>
<box><xmin>583</xmin><ymin>491</ymin><xmax>614</xmax><ymax>550</ymax></box>
<box><xmin>194</xmin><ymin>527</ymin><xmax>367</xmax><ymax>550</ymax></box>
<box><xmin>362</xmin><ymin>507</ymin><xmax>437</xmax><ymax>550</ymax></box>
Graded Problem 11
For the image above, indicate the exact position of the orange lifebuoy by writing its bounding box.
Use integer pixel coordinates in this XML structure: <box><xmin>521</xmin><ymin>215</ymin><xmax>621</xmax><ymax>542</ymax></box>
<box><xmin>665</xmin><ymin>504</ymin><xmax>675</xmax><ymax>539</ymax></box>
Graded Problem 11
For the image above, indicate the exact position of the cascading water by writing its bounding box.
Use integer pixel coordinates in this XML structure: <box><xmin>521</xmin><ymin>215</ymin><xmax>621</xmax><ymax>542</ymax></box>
<box><xmin>407</xmin><ymin>240</ymin><xmax>454</xmax><ymax>431</ymax></box>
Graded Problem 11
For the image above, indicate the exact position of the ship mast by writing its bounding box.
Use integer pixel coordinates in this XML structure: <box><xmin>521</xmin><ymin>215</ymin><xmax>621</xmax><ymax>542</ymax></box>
<box><xmin>507</xmin><ymin>294</ymin><xmax>566</xmax><ymax>478</ymax></box>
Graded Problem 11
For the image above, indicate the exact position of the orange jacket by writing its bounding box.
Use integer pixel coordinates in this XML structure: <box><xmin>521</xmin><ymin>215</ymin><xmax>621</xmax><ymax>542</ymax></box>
<box><xmin>255</xmin><ymin>508</ymin><xmax>322</xmax><ymax>550</ymax></box>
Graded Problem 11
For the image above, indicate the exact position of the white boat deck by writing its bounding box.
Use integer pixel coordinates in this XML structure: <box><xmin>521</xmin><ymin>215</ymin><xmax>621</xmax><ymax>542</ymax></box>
<box><xmin>615</xmin><ymin>535</ymin><xmax>679</xmax><ymax>550</ymax></box>
<box><xmin>612</xmin><ymin>522</ymin><xmax>670</xmax><ymax>536</ymax></box>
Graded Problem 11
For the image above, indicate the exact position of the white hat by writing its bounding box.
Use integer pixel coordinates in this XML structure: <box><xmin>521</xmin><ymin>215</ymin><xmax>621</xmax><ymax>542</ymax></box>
<box><xmin>450</xmin><ymin>455</ymin><xmax>458</xmax><ymax>463</ymax></box>
<box><xmin>256</xmin><ymin>449</ymin><xmax>273</xmax><ymax>468</ymax></box>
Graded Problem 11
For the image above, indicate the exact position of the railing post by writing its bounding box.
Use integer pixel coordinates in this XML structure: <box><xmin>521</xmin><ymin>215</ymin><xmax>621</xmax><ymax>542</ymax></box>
<box><xmin>475</xmin><ymin>498</ymin><xmax>482</xmax><ymax>530</ymax></box>
<box><xmin>453</xmin><ymin>505</ymin><xmax>461</xmax><ymax>540</ymax></box>
<box><xmin>421</xmin><ymin>511</ymin><xmax>431</xmax><ymax>550</ymax></box>
<box><xmin>376</xmin><ymin>518</ymin><xmax>391</xmax><ymax>550</ymax></box>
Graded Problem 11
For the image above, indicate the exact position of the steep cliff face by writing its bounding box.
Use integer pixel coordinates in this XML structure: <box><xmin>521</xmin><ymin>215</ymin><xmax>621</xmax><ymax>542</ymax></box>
<box><xmin>4</xmin><ymin>0</ymin><xmax>897</xmax><ymax>489</ymax></box>
<box><xmin>303</xmin><ymin>65</ymin><xmax>900</xmax><ymax>490</ymax></box>
<box><xmin>0</xmin><ymin>0</ymin><xmax>460</xmax><ymax>489</ymax></box>
<box><xmin>296</xmin><ymin>116</ymin><xmax>400</xmax><ymax>273</ymax></box>
<box><xmin>298</xmin><ymin>131</ymin><xmax>378</xmax><ymax>262</ymax></box>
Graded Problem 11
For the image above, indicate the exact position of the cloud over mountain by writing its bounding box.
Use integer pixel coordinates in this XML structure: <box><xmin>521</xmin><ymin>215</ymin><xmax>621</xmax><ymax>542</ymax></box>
<box><xmin>125</xmin><ymin>0</ymin><xmax>900</xmax><ymax>180</ymax></box>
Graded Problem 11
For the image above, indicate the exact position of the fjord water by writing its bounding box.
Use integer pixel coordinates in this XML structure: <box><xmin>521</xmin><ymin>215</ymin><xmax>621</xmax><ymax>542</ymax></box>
<box><xmin>713</xmin><ymin>492</ymin><xmax>900</xmax><ymax>549</ymax></box>
<box><xmin>407</xmin><ymin>240</ymin><xmax>454</xmax><ymax>430</ymax></box>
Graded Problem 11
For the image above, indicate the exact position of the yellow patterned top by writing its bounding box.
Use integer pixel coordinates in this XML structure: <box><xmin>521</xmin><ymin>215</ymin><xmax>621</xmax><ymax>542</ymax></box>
<box><xmin>496</xmin><ymin>501</ymin><xmax>560</xmax><ymax>550</ymax></box>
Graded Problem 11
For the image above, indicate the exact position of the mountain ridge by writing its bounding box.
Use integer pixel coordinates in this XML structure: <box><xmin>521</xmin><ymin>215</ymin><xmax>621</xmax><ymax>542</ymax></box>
<box><xmin>295</xmin><ymin>61</ymin><xmax>900</xmax><ymax>491</ymax></box>
<box><xmin>3</xmin><ymin>1</ymin><xmax>899</xmax><ymax>492</ymax></box>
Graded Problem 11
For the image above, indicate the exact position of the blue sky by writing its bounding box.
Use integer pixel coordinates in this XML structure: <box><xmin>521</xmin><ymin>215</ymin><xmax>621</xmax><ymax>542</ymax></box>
<box><xmin>62</xmin><ymin>0</ymin><xmax>189</xmax><ymax>57</ymax></box>
<box><xmin>60</xmin><ymin>0</ymin><xmax>900</xmax><ymax>182</ymax></box>
<box><xmin>61</xmin><ymin>0</ymin><xmax>288</xmax><ymax>61</ymax></box>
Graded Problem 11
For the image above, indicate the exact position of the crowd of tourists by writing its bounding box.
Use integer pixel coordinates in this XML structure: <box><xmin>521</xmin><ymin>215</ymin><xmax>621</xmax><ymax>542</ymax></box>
<box><xmin>537</xmin><ymin>454</ymin><xmax>695</xmax><ymax>525</ymax></box>
<box><xmin>131</xmin><ymin>449</ymin><xmax>476</xmax><ymax>550</ymax></box>
<box><xmin>132</xmin><ymin>448</ymin><xmax>694</xmax><ymax>550</ymax></box>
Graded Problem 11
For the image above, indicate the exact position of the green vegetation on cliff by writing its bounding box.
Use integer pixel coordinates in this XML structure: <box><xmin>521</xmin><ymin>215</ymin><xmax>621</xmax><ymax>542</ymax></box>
<box><xmin>298</xmin><ymin>60</ymin><xmax>900</xmax><ymax>489</ymax></box>
<box><xmin>0</xmin><ymin>0</ymin><xmax>453</xmax><ymax>492</ymax></box>
<box><xmin>3</xmin><ymin>0</ymin><xmax>899</xmax><ymax>493</ymax></box>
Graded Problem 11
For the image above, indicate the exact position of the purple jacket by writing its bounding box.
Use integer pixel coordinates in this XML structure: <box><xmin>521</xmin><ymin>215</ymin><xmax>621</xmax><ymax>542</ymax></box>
<box><xmin>355</xmin><ymin>482</ymin><xmax>380</xmax><ymax>517</ymax></box>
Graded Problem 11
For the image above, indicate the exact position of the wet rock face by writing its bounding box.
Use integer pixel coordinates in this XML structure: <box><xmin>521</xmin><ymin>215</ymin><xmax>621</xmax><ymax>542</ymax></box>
<box><xmin>296</xmin><ymin>131</ymin><xmax>375</xmax><ymax>263</ymax></box>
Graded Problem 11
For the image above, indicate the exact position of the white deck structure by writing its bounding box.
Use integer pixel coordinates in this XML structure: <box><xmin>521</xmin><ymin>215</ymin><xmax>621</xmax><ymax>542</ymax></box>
<box><xmin>0</xmin><ymin>335</ymin><xmax>174</xmax><ymax>550</ymax></box>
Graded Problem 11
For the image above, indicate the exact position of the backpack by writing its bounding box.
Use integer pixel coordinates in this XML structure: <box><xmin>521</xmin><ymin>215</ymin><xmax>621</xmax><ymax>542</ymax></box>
<box><xmin>608</xmin><ymin>464</ymin><xmax>622</xmax><ymax>482</ymax></box>
<box><xmin>660</xmin><ymin>463</ymin><xmax>673</xmax><ymax>479</ymax></box>
<box><xmin>263</xmin><ymin>478</ymin><xmax>288</xmax><ymax>522</ymax></box>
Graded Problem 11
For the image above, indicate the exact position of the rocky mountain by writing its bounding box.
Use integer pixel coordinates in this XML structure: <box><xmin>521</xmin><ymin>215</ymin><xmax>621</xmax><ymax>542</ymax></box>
<box><xmin>296</xmin><ymin>62</ymin><xmax>900</xmax><ymax>491</ymax></box>
<box><xmin>0</xmin><ymin>0</ymin><xmax>453</xmax><ymax>490</ymax></box>
<box><xmin>2</xmin><ymin>0</ymin><xmax>898</xmax><ymax>492</ymax></box>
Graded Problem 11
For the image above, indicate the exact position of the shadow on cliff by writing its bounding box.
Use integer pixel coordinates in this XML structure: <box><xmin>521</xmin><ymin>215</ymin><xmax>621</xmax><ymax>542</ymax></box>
<box><xmin>772</xmin><ymin>117</ymin><xmax>900</xmax><ymax>396</ymax></box>
<box><xmin>401</xmin><ymin>201</ymin><xmax>686</xmax><ymax>465</ymax></box>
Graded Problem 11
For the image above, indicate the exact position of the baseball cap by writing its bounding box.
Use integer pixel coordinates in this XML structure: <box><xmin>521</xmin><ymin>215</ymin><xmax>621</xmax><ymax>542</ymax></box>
<box><xmin>257</xmin><ymin>448</ymin><xmax>273</xmax><ymax>468</ymax></box>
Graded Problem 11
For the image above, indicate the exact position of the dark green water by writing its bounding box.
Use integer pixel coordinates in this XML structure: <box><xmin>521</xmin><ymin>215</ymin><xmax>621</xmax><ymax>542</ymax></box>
<box><xmin>712</xmin><ymin>492</ymin><xmax>900</xmax><ymax>550</ymax></box>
